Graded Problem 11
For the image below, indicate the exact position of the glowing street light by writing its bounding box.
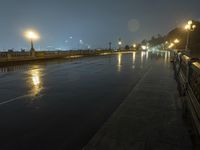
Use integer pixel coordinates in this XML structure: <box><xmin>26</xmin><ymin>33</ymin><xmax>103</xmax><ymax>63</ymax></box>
<box><xmin>184</xmin><ymin>20</ymin><xmax>196</xmax><ymax>31</ymax></box>
<box><xmin>141</xmin><ymin>45</ymin><xmax>147</xmax><ymax>50</ymax></box>
<box><xmin>184</xmin><ymin>20</ymin><xmax>196</xmax><ymax>51</ymax></box>
<box><xmin>133</xmin><ymin>44</ymin><xmax>137</xmax><ymax>48</ymax></box>
<box><xmin>174</xmin><ymin>39</ymin><xmax>180</xmax><ymax>44</ymax></box>
<box><xmin>168</xmin><ymin>43</ymin><xmax>175</xmax><ymax>49</ymax></box>
<box><xmin>118</xmin><ymin>41</ymin><xmax>122</xmax><ymax>45</ymax></box>
<box><xmin>25</xmin><ymin>30</ymin><xmax>39</xmax><ymax>52</ymax></box>
<box><xmin>118</xmin><ymin>38</ymin><xmax>122</xmax><ymax>50</ymax></box>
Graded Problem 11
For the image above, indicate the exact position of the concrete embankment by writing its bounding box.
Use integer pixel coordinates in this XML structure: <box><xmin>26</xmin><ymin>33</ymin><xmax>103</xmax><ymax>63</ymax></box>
<box><xmin>0</xmin><ymin>50</ymin><xmax>136</xmax><ymax>66</ymax></box>
<box><xmin>0</xmin><ymin>50</ymin><xmax>113</xmax><ymax>66</ymax></box>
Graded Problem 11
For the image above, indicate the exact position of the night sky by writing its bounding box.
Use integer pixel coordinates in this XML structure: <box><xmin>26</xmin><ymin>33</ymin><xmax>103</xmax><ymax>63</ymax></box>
<box><xmin>0</xmin><ymin>0</ymin><xmax>200</xmax><ymax>50</ymax></box>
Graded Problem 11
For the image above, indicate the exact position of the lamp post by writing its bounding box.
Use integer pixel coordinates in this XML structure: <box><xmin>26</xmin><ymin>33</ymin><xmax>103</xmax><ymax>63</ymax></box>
<box><xmin>118</xmin><ymin>38</ymin><xmax>122</xmax><ymax>50</ymax></box>
<box><xmin>184</xmin><ymin>20</ymin><xmax>196</xmax><ymax>51</ymax></box>
<box><xmin>25</xmin><ymin>31</ymin><xmax>39</xmax><ymax>53</ymax></box>
<box><xmin>133</xmin><ymin>44</ymin><xmax>136</xmax><ymax>50</ymax></box>
<box><xmin>30</xmin><ymin>38</ymin><xmax>34</xmax><ymax>51</ymax></box>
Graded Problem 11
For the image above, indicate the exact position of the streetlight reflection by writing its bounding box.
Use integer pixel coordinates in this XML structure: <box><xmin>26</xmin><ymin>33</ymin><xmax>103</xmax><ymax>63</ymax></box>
<box><xmin>140</xmin><ymin>51</ymin><xmax>145</xmax><ymax>68</ymax></box>
<box><xmin>118</xmin><ymin>53</ymin><xmax>122</xmax><ymax>72</ymax></box>
<box><xmin>141</xmin><ymin>51</ymin><xmax>145</xmax><ymax>63</ymax></box>
<box><xmin>28</xmin><ymin>67</ymin><xmax>43</xmax><ymax>96</ymax></box>
<box><xmin>146</xmin><ymin>51</ymin><xmax>149</xmax><ymax>60</ymax></box>
<box><xmin>164</xmin><ymin>51</ymin><xmax>168</xmax><ymax>64</ymax></box>
<box><xmin>132</xmin><ymin>52</ymin><xmax>136</xmax><ymax>64</ymax></box>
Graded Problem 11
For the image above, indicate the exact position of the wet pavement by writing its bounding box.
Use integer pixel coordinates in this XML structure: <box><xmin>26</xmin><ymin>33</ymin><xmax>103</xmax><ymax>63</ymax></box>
<box><xmin>0</xmin><ymin>51</ymin><xmax>190</xmax><ymax>150</ymax></box>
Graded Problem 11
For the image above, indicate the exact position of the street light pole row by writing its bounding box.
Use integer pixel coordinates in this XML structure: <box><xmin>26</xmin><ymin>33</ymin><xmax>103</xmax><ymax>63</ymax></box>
<box><xmin>167</xmin><ymin>39</ymin><xmax>180</xmax><ymax>49</ymax></box>
<box><xmin>167</xmin><ymin>20</ymin><xmax>197</xmax><ymax>52</ymax></box>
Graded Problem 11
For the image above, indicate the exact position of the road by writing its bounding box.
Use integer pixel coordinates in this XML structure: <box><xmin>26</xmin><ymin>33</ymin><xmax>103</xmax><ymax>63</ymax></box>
<box><xmin>0</xmin><ymin>51</ymin><xmax>171</xmax><ymax>150</ymax></box>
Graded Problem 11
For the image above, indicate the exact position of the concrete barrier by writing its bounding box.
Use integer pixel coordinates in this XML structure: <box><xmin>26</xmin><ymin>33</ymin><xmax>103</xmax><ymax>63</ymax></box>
<box><xmin>0</xmin><ymin>50</ymin><xmax>117</xmax><ymax>65</ymax></box>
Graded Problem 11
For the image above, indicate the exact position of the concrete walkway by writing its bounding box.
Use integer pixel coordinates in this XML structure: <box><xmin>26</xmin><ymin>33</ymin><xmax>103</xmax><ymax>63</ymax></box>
<box><xmin>84</xmin><ymin>59</ymin><xmax>193</xmax><ymax>150</ymax></box>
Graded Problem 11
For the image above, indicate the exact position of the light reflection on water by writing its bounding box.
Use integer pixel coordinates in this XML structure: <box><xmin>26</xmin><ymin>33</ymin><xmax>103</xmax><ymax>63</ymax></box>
<box><xmin>117</xmin><ymin>53</ymin><xmax>122</xmax><ymax>72</ymax></box>
<box><xmin>165</xmin><ymin>51</ymin><xmax>168</xmax><ymax>64</ymax></box>
<box><xmin>132</xmin><ymin>52</ymin><xmax>136</xmax><ymax>64</ymax></box>
<box><xmin>164</xmin><ymin>51</ymin><xmax>171</xmax><ymax>64</ymax></box>
<box><xmin>132</xmin><ymin>52</ymin><xmax>136</xmax><ymax>69</ymax></box>
<box><xmin>140</xmin><ymin>51</ymin><xmax>146</xmax><ymax>68</ymax></box>
<box><xmin>28</xmin><ymin>66</ymin><xmax>44</xmax><ymax>96</ymax></box>
<box><xmin>146</xmin><ymin>51</ymin><xmax>149</xmax><ymax>60</ymax></box>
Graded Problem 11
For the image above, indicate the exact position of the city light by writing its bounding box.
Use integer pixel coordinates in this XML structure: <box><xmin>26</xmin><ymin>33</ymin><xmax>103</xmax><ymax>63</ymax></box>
<box><xmin>133</xmin><ymin>44</ymin><xmax>137</xmax><ymax>48</ymax></box>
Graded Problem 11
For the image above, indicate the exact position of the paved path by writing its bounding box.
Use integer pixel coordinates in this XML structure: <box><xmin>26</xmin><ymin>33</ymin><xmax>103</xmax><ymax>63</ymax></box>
<box><xmin>84</xmin><ymin>58</ymin><xmax>193</xmax><ymax>150</ymax></box>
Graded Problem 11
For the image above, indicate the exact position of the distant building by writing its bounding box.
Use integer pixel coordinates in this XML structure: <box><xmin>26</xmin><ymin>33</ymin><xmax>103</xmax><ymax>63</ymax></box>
<box><xmin>21</xmin><ymin>49</ymin><xmax>25</xmax><ymax>52</ymax></box>
<box><xmin>8</xmin><ymin>49</ymin><xmax>14</xmax><ymax>52</ymax></box>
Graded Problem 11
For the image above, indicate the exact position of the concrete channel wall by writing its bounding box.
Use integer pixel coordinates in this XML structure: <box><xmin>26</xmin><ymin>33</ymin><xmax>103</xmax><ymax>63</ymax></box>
<box><xmin>0</xmin><ymin>50</ymin><xmax>116</xmax><ymax>65</ymax></box>
<box><xmin>173</xmin><ymin>51</ymin><xmax>200</xmax><ymax>145</ymax></box>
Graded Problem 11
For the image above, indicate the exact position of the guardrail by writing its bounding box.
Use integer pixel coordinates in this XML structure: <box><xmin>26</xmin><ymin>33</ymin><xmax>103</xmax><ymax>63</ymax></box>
<box><xmin>172</xmin><ymin>51</ymin><xmax>200</xmax><ymax>145</ymax></box>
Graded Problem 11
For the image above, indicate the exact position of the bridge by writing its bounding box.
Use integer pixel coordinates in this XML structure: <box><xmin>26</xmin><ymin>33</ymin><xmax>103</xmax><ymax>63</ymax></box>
<box><xmin>0</xmin><ymin>50</ymin><xmax>199</xmax><ymax>150</ymax></box>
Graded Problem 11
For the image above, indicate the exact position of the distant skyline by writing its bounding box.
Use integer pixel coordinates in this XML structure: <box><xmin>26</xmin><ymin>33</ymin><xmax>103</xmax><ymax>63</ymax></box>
<box><xmin>0</xmin><ymin>0</ymin><xmax>200</xmax><ymax>50</ymax></box>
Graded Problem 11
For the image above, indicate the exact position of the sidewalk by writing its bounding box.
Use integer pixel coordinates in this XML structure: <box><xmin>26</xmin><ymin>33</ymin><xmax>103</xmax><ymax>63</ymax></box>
<box><xmin>84</xmin><ymin>59</ymin><xmax>193</xmax><ymax>150</ymax></box>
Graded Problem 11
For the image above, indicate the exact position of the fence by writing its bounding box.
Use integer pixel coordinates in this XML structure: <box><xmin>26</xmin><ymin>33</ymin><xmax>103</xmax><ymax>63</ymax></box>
<box><xmin>173</xmin><ymin>51</ymin><xmax>200</xmax><ymax>144</ymax></box>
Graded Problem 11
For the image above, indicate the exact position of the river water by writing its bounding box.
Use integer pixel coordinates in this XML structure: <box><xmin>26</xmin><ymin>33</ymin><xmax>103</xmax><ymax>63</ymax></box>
<box><xmin>0</xmin><ymin>51</ymin><xmax>171</xmax><ymax>150</ymax></box>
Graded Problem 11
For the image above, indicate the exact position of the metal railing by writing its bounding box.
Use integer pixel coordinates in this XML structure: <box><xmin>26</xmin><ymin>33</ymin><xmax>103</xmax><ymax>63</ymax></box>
<box><xmin>173</xmin><ymin>51</ymin><xmax>200</xmax><ymax>144</ymax></box>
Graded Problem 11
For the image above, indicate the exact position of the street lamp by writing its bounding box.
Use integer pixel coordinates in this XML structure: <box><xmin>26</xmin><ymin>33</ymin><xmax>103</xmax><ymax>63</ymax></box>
<box><xmin>141</xmin><ymin>45</ymin><xmax>147</xmax><ymax>50</ymax></box>
<box><xmin>25</xmin><ymin>30</ymin><xmax>39</xmax><ymax>52</ymax></box>
<box><xmin>118</xmin><ymin>39</ymin><xmax>122</xmax><ymax>50</ymax></box>
<box><xmin>133</xmin><ymin>44</ymin><xmax>137</xmax><ymax>49</ymax></box>
<box><xmin>174</xmin><ymin>39</ymin><xmax>180</xmax><ymax>44</ymax></box>
<box><xmin>168</xmin><ymin>43</ymin><xmax>175</xmax><ymax>49</ymax></box>
<box><xmin>184</xmin><ymin>20</ymin><xmax>196</xmax><ymax>51</ymax></box>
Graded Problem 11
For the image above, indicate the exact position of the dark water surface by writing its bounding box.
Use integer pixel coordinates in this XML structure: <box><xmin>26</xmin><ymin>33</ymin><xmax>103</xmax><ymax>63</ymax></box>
<box><xmin>0</xmin><ymin>51</ymin><xmax>171</xmax><ymax>150</ymax></box>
